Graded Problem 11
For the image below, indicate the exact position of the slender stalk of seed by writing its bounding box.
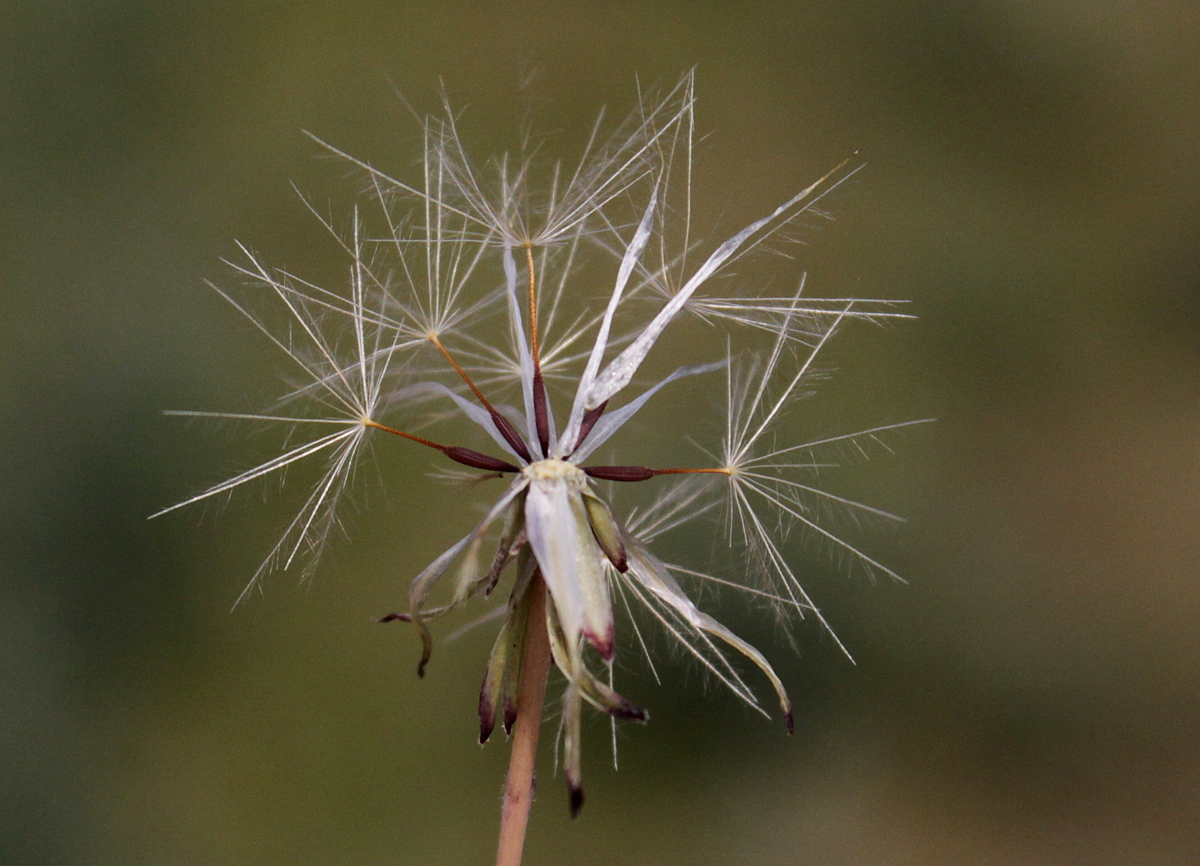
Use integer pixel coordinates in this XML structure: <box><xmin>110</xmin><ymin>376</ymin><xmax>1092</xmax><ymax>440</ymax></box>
<box><xmin>429</xmin><ymin>334</ymin><xmax>532</xmax><ymax>461</ymax></box>
<box><xmin>429</xmin><ymin>333</ymin><xmax>495</xmax><ymax>412</ymax></box>
<box><xmin>363</xmin><ymin>419</ymin><xmax>448</xmax><ymax>451</ymax></box>
<box><xmin>496</xmin><ymin>572</ymin><xmax>552</xmax><ymax>866</ymax></box>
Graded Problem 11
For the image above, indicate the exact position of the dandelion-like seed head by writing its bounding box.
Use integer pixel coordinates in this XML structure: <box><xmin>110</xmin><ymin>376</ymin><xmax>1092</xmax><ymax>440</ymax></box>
<box><xmin>157</xmin><ymin>72</ymin><xmax>926</xmax><ymax>826</ymax></box>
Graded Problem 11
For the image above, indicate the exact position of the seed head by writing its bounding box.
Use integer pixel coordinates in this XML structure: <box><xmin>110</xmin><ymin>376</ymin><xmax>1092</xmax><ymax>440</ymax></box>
<box><xmin>156</xmin><ymin>71</ymin><xmax>927</xmax><ymax>812</ymax></box>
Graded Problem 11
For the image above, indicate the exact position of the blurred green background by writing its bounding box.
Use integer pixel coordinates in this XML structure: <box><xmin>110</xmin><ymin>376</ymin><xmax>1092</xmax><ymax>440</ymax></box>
<box><xmin>4</xmin><ymin>1</ymin><xmax>1199</xmax><ymax>863</ymax></box>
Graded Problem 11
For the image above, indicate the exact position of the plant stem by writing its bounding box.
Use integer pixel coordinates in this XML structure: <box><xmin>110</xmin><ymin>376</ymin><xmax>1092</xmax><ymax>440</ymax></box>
<box><xmin>495</xmin><ymin>573</ymin><xmax>551</xmax><ymax>866</ymax></box>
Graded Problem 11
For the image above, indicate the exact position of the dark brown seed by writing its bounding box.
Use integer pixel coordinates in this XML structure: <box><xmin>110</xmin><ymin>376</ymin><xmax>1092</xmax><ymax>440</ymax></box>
<box><xmin>532</xmin><ymin>370</ymin><xmax>551</xmax><ymax>456</ymax></box>
<box><xmin>441</xmin><ymin>446</ymin><xmax>520</xmax><ymax>473</ymax></box>
<box><xmin>488</xmin><ymin>410</ymin><xmax>532</xmax><ymax>463</ymax></box>
<box><xmin>583</xmin><ymin>465</ymin><xmax>656</xmax><ymax>483</ymax></box>
<box><xmin>571</xmin><ymin>401</ymin><xmax>608</xmax><ymax>454</ymax></box>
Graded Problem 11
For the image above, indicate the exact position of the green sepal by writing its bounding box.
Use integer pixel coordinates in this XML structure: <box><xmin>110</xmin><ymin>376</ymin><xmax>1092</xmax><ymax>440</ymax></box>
<box><xmin>478</xmin><ymin>550</ymin><xmax>536</xmax><ymax>743</ymax></box>
<box><xmin>581</xmin><ymin>487</ymin><xmax>628</xmax><ymax>573</ymax></box>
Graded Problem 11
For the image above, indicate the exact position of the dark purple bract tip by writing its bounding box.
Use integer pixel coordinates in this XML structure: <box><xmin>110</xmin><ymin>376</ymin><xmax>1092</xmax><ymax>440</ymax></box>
<box><xmin>479</xmin><ymin>697</ymin><xmax>496</xmax><ymax>744</ymax></box>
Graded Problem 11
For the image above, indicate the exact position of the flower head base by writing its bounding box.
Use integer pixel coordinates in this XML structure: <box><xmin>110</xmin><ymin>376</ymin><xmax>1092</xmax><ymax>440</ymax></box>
<box><xmin>157</xmin><ymin>72</ymin><xmax>926</xmax><ymax>817</ymax></box>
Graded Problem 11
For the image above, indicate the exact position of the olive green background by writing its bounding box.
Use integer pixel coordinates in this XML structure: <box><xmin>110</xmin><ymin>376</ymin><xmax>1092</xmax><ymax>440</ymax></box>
<box><xmin>4</xmin><ymin>2</ymin><xmax>1199</xmax><ymax>863</ymax></box>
